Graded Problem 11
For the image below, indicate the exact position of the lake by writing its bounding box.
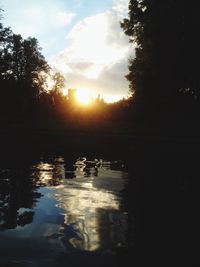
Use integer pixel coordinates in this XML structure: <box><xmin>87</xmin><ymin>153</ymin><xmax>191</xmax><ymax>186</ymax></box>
<box><xmin>0</xmin><ymin>148</ymin><xmax>200</xmax><ymax>266</ymax></box>
<box><xmin>0</xmin><ymin>155</ymin><xmax>132</xmax><ymax>267</ymax></box>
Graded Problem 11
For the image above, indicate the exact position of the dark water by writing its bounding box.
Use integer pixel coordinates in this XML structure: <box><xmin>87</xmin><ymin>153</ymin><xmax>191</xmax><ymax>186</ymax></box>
<box><xmin>0</xmin><ymin>155</ymin><xmax>131</xmax><ymax>267</ymax></box>
<box><xmin>0</xmin><ymin>149</ymin><xmax>200</xmax><ymax>266</ymax></box>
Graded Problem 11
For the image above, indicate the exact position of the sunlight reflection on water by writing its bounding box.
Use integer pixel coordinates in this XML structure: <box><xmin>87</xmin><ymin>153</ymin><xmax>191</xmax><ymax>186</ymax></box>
<box><xmin>53</xmin><ymin>180</ymin><xmax>122</xmax><ymax>251</ymax></box>
<box><xmin>35</xmin><ymin>157</ymin><xmax>128</xmax><ymax>252</ymax></box>
<box><xmin>0</xmin><ymin>156</ymin><xmax>128</xmax><ymax>256</ymax></box>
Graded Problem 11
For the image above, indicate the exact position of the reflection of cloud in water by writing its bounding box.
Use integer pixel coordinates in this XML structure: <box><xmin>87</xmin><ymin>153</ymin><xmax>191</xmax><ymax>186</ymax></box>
<box><xmin>52</xmin><ymin>173</ymin><xmax>127</xmax><ymax>251</ymax></box>
<box><xmin>29</xmin><ymin>157</ymin><xmax>128</xmax><ymax>252</ymax></box>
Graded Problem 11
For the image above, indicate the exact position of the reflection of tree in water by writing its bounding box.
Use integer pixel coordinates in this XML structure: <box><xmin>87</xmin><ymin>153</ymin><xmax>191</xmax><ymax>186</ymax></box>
<box><xmin>31</xmin><ymin>157</ymin><xmax>65</xmax><ymax>186</ymax></box>
<box><xmin>0</xmin><ymin>156</ymin><xmax>129</xmax><ymax>255</ymax></box>
<box><xmin>96</xmin><ymin>208</ymin><xmax>128</xmax><ymax>250</ymax></box>
<box><xmin>84</xmin><ymin>166</ymin><xmax>98</xmax><ymax>177</ymax></box>
<box><xmin>0</xmin><ymin>157</ymin><xmax>65</xmax><ymax>231</ymax></box>
<box><xmin>0</xmin><ymin>168</ymin><xmax>41</xmax><ymax>231</ymax></box>
<box><xmin>58</xmin><ymin>208</ymin><xmax>128</xmax><ymax>252</ymax></box>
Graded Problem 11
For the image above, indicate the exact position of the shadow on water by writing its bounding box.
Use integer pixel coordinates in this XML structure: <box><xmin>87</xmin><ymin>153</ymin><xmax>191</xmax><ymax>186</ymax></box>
<box><xmin>0</xmin><ymin>154</ymin><xmax>129</xmax><ymax>267</ymax></box>
<box><xmin>120</xmin><ymin>147</ymin><xmax>200</xmax><ymax>266</ymax></box>
<box><xmin>0</xmin><ymin>142</ymin><xmax>200</xmax><ymax>266</ymax></box>
<box><xmin>0</xmin><ymin>167</ymin><xmax>41</xmax><ymax>231</ymax></box>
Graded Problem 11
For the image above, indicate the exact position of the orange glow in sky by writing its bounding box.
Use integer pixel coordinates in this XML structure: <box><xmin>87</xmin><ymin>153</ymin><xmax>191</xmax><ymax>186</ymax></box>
<box><xmin>75</xmin><ymin>88</ymin><xmax>94</xmax><ymax>105</ymax></box>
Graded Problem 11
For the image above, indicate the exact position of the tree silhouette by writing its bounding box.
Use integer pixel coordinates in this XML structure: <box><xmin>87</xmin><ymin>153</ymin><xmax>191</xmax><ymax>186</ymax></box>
<box><xmin>121</xmin><ymin>0</ymin><xmax>200</xmax><ymax>119</ymax></box>
<box><xmin>0</xmin><ymin>10</ymin><xmax>49</xmax><ymax>119</ymax></box>
<box><xmin>0</xmin><ymin>24</ymin><xmax>13</xmax><ymax>81</ymax></box>
<box><xmin>1</xmin><ymin>8</ymin><xmax>137</xmax><ymax>128</ymax></box>
<box><xmin>21</xmin><ymin>37</ymin><xmax>49</xmax><ymax>100</ymax></box>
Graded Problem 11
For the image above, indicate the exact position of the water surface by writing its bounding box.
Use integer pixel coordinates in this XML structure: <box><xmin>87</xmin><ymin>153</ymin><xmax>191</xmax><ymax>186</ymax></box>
<box><xmin>0</xmin><ymin>155</ymin><xmax>129</xmax><ymax>266</ymax></box>
<box><xmin>1</xmin><ymin>150</ymin><xmax>200</xmax><ymax>266</ymax></box>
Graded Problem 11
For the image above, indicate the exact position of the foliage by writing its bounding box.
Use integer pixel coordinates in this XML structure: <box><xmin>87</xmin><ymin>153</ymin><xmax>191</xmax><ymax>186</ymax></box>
<box><xmin>0</xmin><ymin>9</ymin><xmax>136</xmax><ymax>129</ymax></box>
<box><xmin>121</xmin><ymin>0</ymin><xmax>200</xmax><ymax>117</ymax></box>
<box><xmin>0</xmin><ymin>10</ymin><xmax>49</xmax><ymax>119</ymax></box>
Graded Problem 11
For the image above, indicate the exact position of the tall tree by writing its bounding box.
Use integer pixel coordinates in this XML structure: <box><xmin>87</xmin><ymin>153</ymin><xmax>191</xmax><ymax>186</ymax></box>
<box><xmin>22</xmin><ymin>37</ymin><xmax>49</xmax><ymax>99</ymax></box>
<box><xmin>0</xmin><ymin>9</ymin><xmax>50</xmax><ymax>118</ymax></box>
<box><xmin>121</xmin><ymin>0</ymin><xmax>200</xmax><ymax>116</ymax></box>
<box><xmin>11</xmin><ymin>34</ymin><xmax>24</xmax><ymax>81</ymax></box>
<box><xmin>0</xmin><ymin>25</ymin><xmax>13</xmax><ymax>81</ymax></box>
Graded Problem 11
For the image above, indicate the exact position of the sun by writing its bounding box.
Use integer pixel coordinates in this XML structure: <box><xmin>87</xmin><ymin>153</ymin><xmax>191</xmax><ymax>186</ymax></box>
<box><xmin>76</xmin><ymin>88</ymin><xmax>93</xmax><ymax>105</ymax></box>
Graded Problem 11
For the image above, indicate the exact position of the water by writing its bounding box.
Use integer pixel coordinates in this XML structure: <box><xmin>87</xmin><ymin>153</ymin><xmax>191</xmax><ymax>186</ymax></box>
<box><xmin>0</xmin><ymin>155</ymin><xmax>130</xmax><ymax>266</ymax></box>
<box><xmin>1</xmin><ymin>151</ymin><xmax>200</xmax><ymax>266</ymax></box>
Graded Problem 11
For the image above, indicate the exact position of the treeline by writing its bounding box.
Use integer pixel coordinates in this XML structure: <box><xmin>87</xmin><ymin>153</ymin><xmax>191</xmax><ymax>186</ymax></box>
<box><xmin>121</xmin><ymin>0</ymin><xmax>200</xmax><ymax>122</ymax></box>
<box><xmin>0</xmin><ymin>15</ymin><xmax>49</xmax><ymax>120</ymax></box>
<box><xmin>2</xmin><ymin>1</ymin><xmax>199</xmax><ymax>131</ymax></box>
<box><xmin>0</xmin><ymin>10</ymin><xmax>131</xmax><ymax>128</ymax></box>
<box><xmin>121</xmin><ymin>0</ymin><xmax>200</xmax><ymax>121</ymax></box>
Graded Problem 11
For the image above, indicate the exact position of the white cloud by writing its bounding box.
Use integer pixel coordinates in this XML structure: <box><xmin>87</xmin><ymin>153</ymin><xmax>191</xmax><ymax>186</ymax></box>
<box><xmin>1</xmin><ymin>0</ymin><xmax>132</xmax><ymax>101</ymax></box>
<box><xmin>51</xmin><ymin>6</ymin><xmax>133</xmax><ymax>100</ymax></box>
<box><xmin>11</xmin><ymin>6</ymin><xmax>75</xmax><ymax>38</ymax></box>
<box><xmin>112</xmin><ymin>0</ymin><xmax>129</xmax><ymax>17</ymax></box>
<box><xmin>0</xmin><ymin>0</ymin><xmax>77</xmax><ymax>58</ymax></box>
<box><xmin>56</xmin><ymin>11</ymin><xmax>76</xmax><ymax>27</ymax></box>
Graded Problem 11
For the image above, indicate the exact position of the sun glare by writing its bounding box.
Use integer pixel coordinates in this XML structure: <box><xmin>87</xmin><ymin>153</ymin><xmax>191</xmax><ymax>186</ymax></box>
<box><xmin>76</xmin><ymin>88</ymin><xmax>94</xmax><ymax>105</ymax></box>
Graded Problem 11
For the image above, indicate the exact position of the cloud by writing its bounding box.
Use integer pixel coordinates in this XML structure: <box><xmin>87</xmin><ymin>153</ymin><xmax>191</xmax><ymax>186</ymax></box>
<box><xmin>51</xmin><ymin>6</ymin><xmax>133</xmax><ymax>100</ymax></box>
<box><xmin>112</xmin><ymin>0</ymin><xmax>129</xmax><ymax>16</ymax></box>
<box><xmin>0</xmin><ymin>0</ymin><xmax>76</xmax><ymax>58</ymax></box>
<box><xmin>57</xmin><ymin>60</ymin><xmax>130</xmax><ymax>102</ymax></box>
<box><xmin>10</xmin><ymin>6</ymin><xmax>75</xmax><ymax>37</ymax></box>
<box><xmin>1</xmin><ymin>0</ymin><xmax>133</xmax><ymax>101</ymax></box>
<box><xmin>56</xmin><ymin>11</ymin><xmax>76</xmax><ymax>27</ymax></box>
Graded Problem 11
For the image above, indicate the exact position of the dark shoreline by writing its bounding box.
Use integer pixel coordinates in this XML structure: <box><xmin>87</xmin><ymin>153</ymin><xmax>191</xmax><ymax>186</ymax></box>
<box><xmin>1</xmin><ymin>126</ymin><xmax>200</xmax><ymax>159</ymax></box>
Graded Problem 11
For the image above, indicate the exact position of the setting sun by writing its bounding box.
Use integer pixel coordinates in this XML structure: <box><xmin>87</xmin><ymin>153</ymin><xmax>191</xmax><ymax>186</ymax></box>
<box><xmin>76</xmin><ymin>88</ymin><xmax>94</xmax><ymax>105</ymax></box>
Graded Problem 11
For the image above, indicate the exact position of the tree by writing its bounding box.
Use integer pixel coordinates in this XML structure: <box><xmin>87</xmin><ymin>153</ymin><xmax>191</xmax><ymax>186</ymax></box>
<box><xmin>0</xmin><ymin>25</ymin><xmax>13</xmax><ymax>81</ymax></box>
<box><xmin>0</xmin><ymin>9</ymin><xmax>50</xmax><ymax>119</ymax></box>
<box><xmin>11</xmin><ymin>34</ymin><xmax>24</xmax><ymax>81</ymax></box>
<box><xmin>48</xmin><ymin>72</ymin><xmax>66</xmax><ymax>106</ymax></box>
<box><xmin>121</xmin><ymin>1</ymin><xmax>200</xmax><ymax>117</ymax></box>
<box><xmin>52</xmin><ymin>72</ymin><xmax>65</xmax><ymax>93</ymax></box>
<box><xmin>22</xmin><ymin>37</ymin><xmax>49</xmax><ymax>98</ymax></box>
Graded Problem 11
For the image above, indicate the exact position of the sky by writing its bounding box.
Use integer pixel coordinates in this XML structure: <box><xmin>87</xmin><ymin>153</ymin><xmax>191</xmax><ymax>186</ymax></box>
<box><xmin>0</xmin><ymin>0</ymin><xmax>133</xmax><ymax>102</ymax></box>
